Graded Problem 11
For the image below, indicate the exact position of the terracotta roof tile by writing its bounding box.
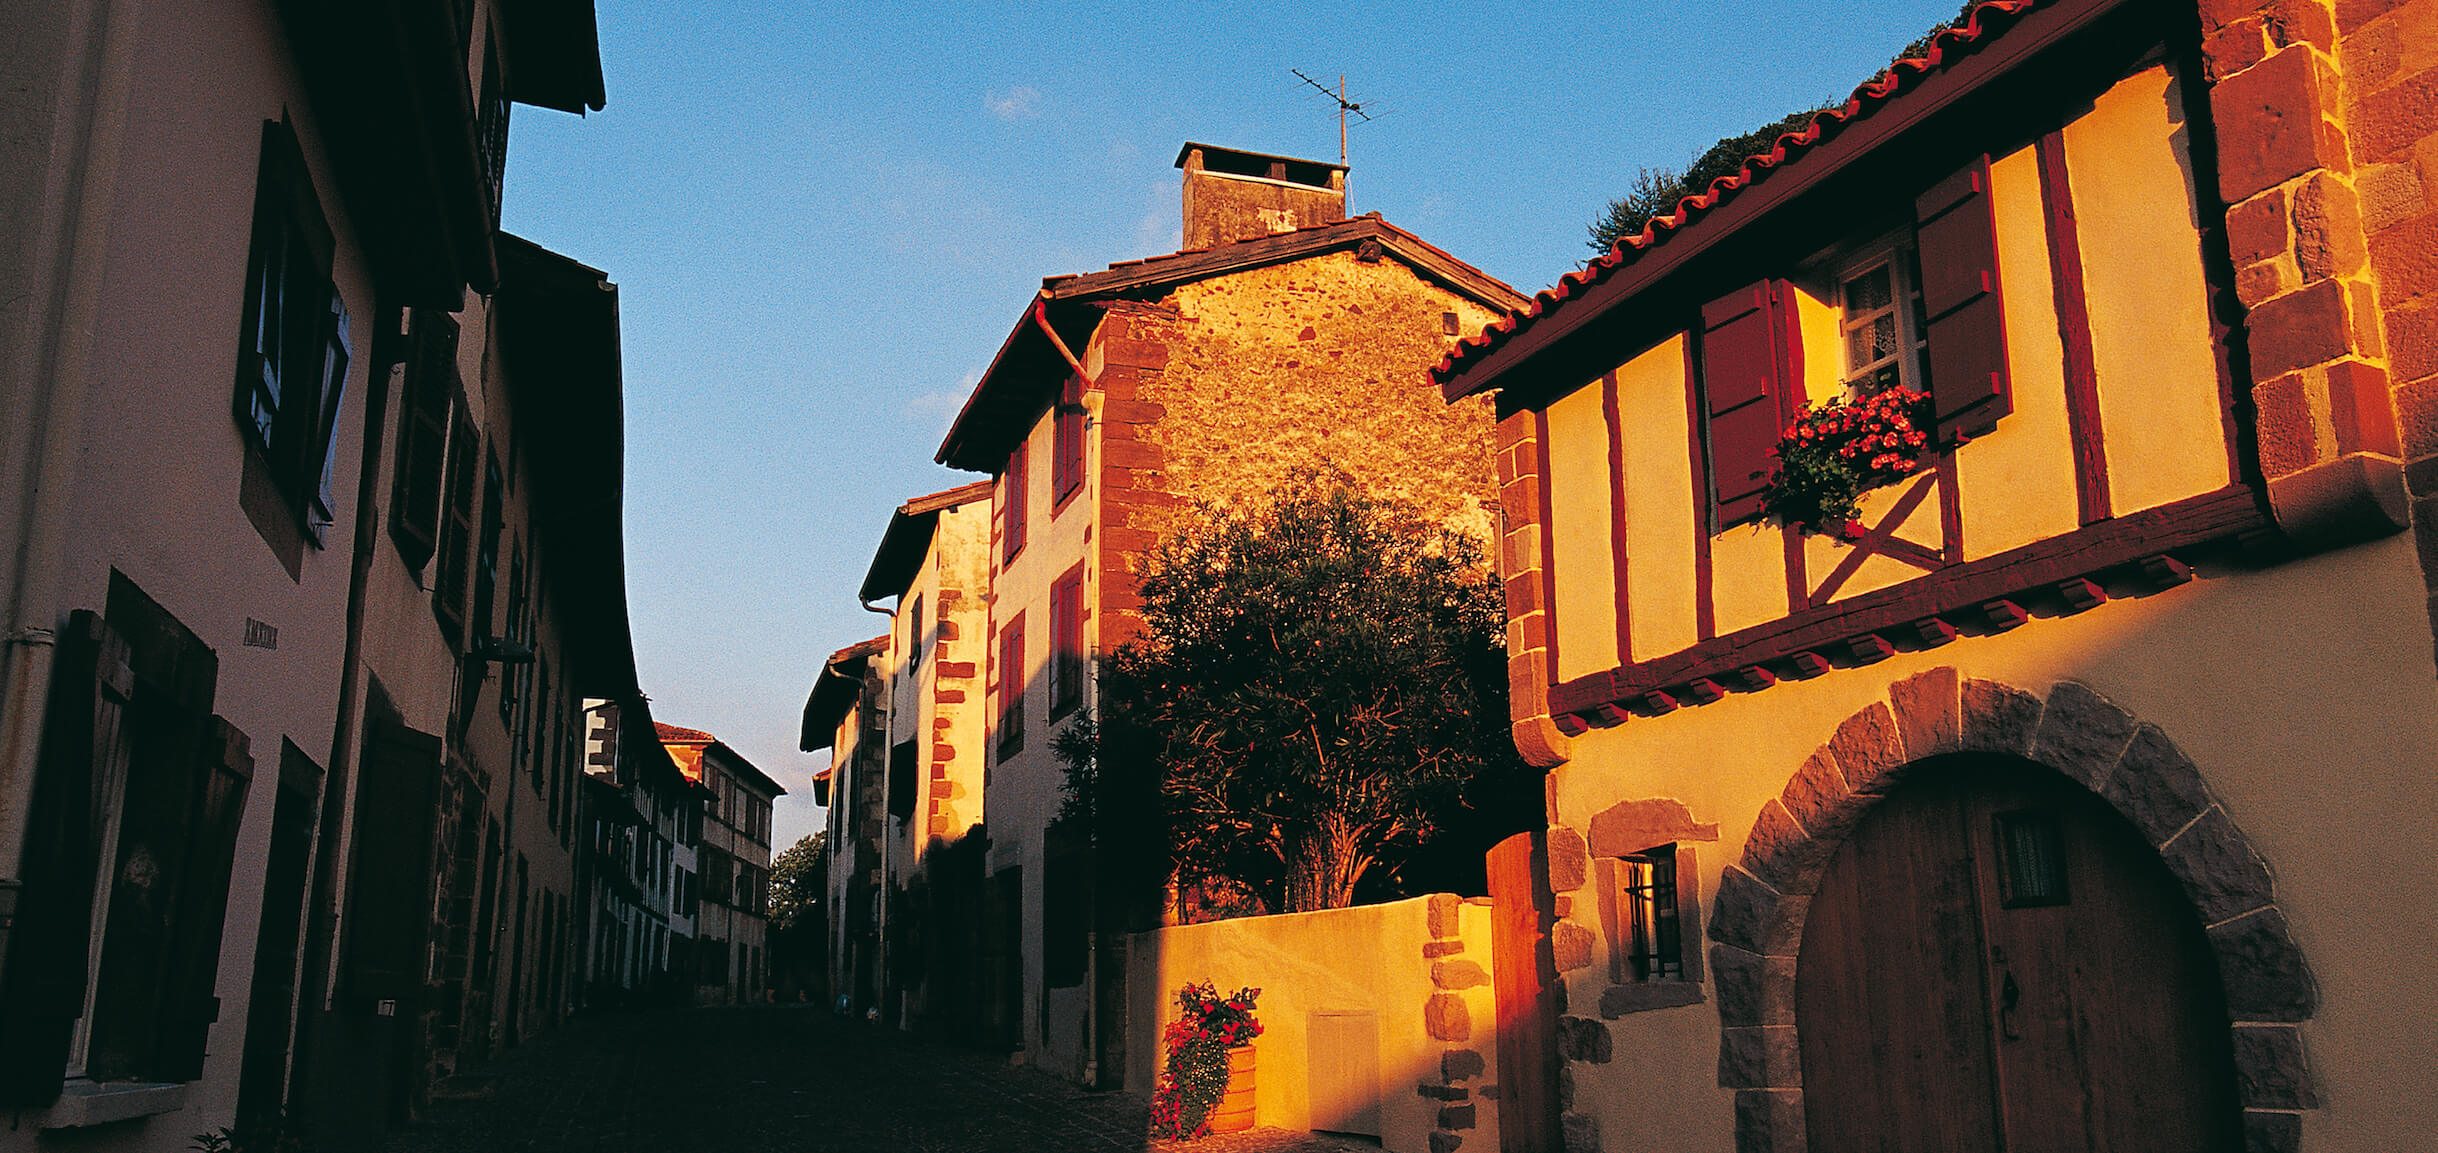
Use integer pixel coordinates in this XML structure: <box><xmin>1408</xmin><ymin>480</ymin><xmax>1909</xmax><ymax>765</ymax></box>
<box><xmin>1434</xmin><ymin>0</ymin><xmax>2039</xmax><ymax>389</ymax></box>
<box><xmin>654</xmin><ymin>722</ymin><xmax>715</xmax><ymax>744</ymax></box>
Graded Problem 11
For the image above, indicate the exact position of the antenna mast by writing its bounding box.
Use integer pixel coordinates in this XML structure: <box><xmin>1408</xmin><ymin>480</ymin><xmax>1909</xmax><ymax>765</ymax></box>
<box><xmin>1292</xmin><ymin>68</ymin><xmax>1370</xmax><ymax>167</ymax></box>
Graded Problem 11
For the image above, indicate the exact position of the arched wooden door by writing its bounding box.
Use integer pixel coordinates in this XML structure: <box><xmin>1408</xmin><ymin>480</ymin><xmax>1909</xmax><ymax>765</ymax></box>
<box><xmin>1795</xmin><ymin>756</ymin><xmax>2238</xmax><ymax>1152</ymax></box>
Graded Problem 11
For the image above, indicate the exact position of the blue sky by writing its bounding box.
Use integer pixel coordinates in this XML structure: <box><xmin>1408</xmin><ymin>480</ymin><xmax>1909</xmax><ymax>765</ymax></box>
<box><xmin>501</xmin><ymin>0</ymin><xmax>1968</xmax><ymax>848</ymax></box>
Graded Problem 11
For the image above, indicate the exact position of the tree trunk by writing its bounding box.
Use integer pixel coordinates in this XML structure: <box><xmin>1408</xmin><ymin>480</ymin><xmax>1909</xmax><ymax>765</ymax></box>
<box><xmin>1283</xmin><ymin>818</ymin><xmax>1363</xmax><ymax>912</ymax></box>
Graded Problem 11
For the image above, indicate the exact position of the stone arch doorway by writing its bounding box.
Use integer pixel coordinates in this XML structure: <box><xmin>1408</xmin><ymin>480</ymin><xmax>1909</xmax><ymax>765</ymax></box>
<box><xmin>1706</xmin><ymin>670</ymin><xmax>2320</xmax><ymax>1153</ymax></box>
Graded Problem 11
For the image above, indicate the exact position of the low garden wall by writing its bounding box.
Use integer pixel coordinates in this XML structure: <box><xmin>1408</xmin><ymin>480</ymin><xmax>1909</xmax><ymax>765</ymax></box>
<box><xmin>1126</xmin><ymin>893</ymin><xmax>1501</xmax><ymax>1153</ymax></box>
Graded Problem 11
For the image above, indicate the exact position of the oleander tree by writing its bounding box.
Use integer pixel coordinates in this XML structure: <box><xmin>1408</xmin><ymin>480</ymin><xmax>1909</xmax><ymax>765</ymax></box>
<box><xmin>1087</xmin><ymin>468</ymin><xmax>1537</xmax><ymax>915</ymax></box>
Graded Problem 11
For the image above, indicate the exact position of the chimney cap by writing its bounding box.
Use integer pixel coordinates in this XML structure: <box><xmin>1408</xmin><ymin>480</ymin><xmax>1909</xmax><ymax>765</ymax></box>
<box><xmin>1174</xmin><ymin>141</ymin><xmax>1347</xmax><ymax>187</ymax></box>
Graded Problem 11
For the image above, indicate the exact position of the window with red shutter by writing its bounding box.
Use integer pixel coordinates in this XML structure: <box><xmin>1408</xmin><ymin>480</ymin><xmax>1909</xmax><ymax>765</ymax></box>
<box><xmin>1053</xmin><ymin>373</ymin><xmax>1086</xmax><ymax>508</ymax></box>
<box><xmin>996</xmin><ymin>612</ymin><xmax>1027</xmax><ymax>759</ymax></box>
<box><xmin>1003</xmin><ymin>443</ymin><xmax>1029</xmax><ymax>561</ymax></box>
<box><xmin>1698</xmin><ymin>280</ymin><xmax>1803</xmax><ymax>529</ymax></box>
<box><xmin>1915</xmin><ymin>155</ymin><xmax>2011</xmax><ymax>443</ymax></box>
<box><xmin>1049</xmin><ymin>566</ymin><xmax>1084</xmax><ymax>718</ymax></box>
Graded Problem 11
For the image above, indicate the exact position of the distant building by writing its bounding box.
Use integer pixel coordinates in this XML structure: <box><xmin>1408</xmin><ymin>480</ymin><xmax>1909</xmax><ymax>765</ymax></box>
<box><xmin>804</xmin><ymin>142</ymin><xmax>1529</xmax><ymax>1083</ymax></box>
<box><xmin>578</xmin><ymin>699</ymin><xmax>705</xmax><ymax>1008</ymax></box>
<box><xmin>658</xmin><ymin>723</ymin><xmax>784</xmax><ymax>1004</ymax></box>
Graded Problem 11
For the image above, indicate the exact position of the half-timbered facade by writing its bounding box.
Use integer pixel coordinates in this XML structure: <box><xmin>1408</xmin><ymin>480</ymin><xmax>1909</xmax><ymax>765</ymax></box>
<box><xmin>1436</xmin><ymin>0</ymin><xmax>2438</xmax><ymax>1150</ymax></box>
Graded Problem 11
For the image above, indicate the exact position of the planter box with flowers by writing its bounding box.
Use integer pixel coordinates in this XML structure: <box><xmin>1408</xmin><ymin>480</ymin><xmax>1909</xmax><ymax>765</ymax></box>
<box><xmin>1150</xmin><ymin>982</ymin><xmax>1264</xmax><ymax>1141</ymax></box>
<box><xmin>1762</xmin><ymin>386</ymin><xmax>1935</xmax><ymax>539</ymax></box>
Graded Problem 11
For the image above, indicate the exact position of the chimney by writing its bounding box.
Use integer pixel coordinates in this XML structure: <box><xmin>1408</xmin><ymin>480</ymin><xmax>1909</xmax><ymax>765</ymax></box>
<box><xmin>1174</xmin><ymin>143</ymin><xmax>1347</xmax><ymax>249</ymax></box>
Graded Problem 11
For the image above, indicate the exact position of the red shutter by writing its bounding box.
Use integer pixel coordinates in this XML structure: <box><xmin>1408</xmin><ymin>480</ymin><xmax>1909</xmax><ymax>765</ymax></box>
<box><xmin>1700</xmin><ymin>280</ymin><xmax>1803</xmax><ymax>527</ymax></box>
<box><xmin>1003</xmin><ymin>445</ymin><xmax>1029</xmax><ymax>560</ymax></box>
<box><xmin>1916</xmin><ymin>156</ymin><xmax>2011</xmax><ymax>443</ymax></box>
<box><xmin>0</xmin><ymin>613</ymin><xmax>127</xmax><ymax>1106</ymax></box>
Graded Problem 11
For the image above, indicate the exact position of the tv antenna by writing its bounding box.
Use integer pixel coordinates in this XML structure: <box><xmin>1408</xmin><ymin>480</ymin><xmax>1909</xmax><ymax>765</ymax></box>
<box><xmin>1292</xmin><ymin>69</ymin><xmax>1371</xmax><ymax>167</ymax></box>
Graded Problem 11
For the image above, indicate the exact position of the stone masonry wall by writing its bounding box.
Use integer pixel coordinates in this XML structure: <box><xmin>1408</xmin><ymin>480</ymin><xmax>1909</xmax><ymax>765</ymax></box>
<box><xmin>1093</xmin><ymin>249</ymin><xmax>1509</xmax><ymax>646</ymax></box>
<box><xmin>2202</xmin><ymin>0</ymin><xmax>2438</xmax><ymax>656</ymax></box>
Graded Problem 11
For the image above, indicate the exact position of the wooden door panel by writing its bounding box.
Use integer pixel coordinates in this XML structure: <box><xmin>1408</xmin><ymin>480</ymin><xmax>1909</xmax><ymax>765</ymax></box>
<box><xmin>1800</xmin><ymin>758</ymin><xmax>2236</xmax><ymax>1153</ymax></box>
<box><xmin>1488</xmin><ymin>832</ymin><xmax>1557</xmax><ymax>1153</ymax></box>
<box><xmin>1966</xmin><ymin>772</ymin><xmax>2238</xmax><ymax>1153</ymax></box>
<box><xmin>1799</xmin><ymin>775</ymin><xmax>2003</xmax><ymax>1151</ymax></box>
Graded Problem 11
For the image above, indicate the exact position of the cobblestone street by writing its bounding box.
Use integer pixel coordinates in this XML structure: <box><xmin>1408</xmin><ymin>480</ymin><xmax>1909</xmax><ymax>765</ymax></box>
<box><xmin>374</xmin><ymin>1006</ymin><xmax>1379</xmax><ymax>1153</ymax></box>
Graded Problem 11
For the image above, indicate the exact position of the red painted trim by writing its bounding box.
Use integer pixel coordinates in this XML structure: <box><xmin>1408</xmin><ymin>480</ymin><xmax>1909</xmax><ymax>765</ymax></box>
<box><xmin>1875</xmin><ymin>535</ymin><xmax>1947</xmax><ymax>571</ymax></box>
<box><xmin>1684</xmin><ymin>337</ymin><xmax>1716</xmax><ymax>640</ymax></box>
<box><xmin>1811</xmin><ymin>473</ymin><xmax>1940</xmax><ymax>603</ymax></box>
<box><xmin>1535</xmin><ymin>408</ymin><xmax>1562</xmax><ymax>686</ymax></box>
<box><xmin>1602</xmin><ymin>372</ymin><xmax>1633</xmax><ymax>664</ymax></box>
<box><xmin>1545</xmin><ymin>484</ymin><xmax>2263</xmax><ymax>714</ymax></box>
<box><xmin>1783</xmin><ymin>526</ymin><xmax>1810</xmax><ymax>615</ymax></box>
<box><xmin>2037</xmin><ymin>130</ymin><xmax>2112</xmax><ymax>525</ymax></box>
<box><xmin>1937</xmin><ymin>454</ymin><xmax>1965</xmax><ymax>563</ymax></box>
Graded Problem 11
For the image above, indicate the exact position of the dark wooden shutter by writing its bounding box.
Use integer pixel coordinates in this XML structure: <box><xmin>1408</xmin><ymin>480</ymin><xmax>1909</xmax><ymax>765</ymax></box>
<box><xmin>1916</xmin><ymin>156</ymin><xmax>2011</xmax><ymax>443</ymax></box>
<box><xmin>157</xmin><ymin>718</ymin><xmax>256</xmax><ymax>1082</ymax></box>
<box><xmin>887</xmin><ymin>738</ymin><xmax>918</xmax><ymax>819</ymax></box>
<box><xmin>433</xmin><ymin>399</ymin><xmax>478</xmax><ymax>639</ymax></box>
<box><xmin>391</xmin><ymin>311</ymin><xmax>459</xmax><ymax>569</ymax></box>
<box><xmin>1003</xmin><ymin>445</ymin><xmax>1029</xmax><ymax>559</ymax></box>
<box><xmin>340</xmin><ymin>718</ymin><xmax>441</xmax><ymax>1005</ymax></box>
<box><xmin>1700</xmin><ymin>280</ymin><xmax>1803</xmax><ymax>527</ymax></box>
<box><xmin>304</xmin><ymin>290</ymin><xmax>351</xmax><ymax>543</ymax></box>
<box><xmin>0</xmin><ymin>613</ymin><xmax>128</xmax><ymax>1106</ymax></box>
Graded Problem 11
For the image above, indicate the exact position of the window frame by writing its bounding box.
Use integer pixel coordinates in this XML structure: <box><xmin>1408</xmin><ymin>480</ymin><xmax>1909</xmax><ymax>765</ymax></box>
<box><xmin>1002</xmin><ymin>442</ymin><xmax>1030</xmax><ymax>562</ymax></box>
<box><xmin>231</xmin><ymin>118</ymin><xmax>350</xmax><ymax>548</ymax></box>
<box><xmin>1830</xmin><ymin>236</ymin><xmax>1930</xmax><ymax>397</ymax></box>
<box><xmin>1051</xmin><ymin>377</ymin><xmax>1086</xmax><ymax>510</ymax></box>
<box><xmin>1595</xmin><ymin>843</ymin><xmax>1706</xmax><ymax>1013</ymax></box>
<box><xmin>1049</xmin><ymin>565</ymin><xmax>1085</xmax><ymax>719</ymax></box>
<box><xmin>995</xmin><ymin>612</ymin><xmax>1027</xmax><ymax>760</ymax></box>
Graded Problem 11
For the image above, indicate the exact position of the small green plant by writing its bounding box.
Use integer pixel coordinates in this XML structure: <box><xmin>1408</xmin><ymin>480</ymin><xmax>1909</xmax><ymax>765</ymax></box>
<box><xmin>1148</xmin><ymin>982</ymin><xmax>1263</xmax><ymax>1141</ymax></box>
<box><xmin>1763</xmin><ymin>386</ymin><xmax>1932</xmax><ymax>538</ymax></box>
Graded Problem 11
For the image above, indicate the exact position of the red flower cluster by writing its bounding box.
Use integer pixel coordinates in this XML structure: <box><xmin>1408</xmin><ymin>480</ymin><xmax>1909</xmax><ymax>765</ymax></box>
<box><xmin>1764</xmin><ymin>387</ymin><xmax>1934</xmax><ymax>537</ymax></box>
<box><xmin>1149</xmin><ymin>982</ymin><xmax>1264</xmax><ymax>1141</ymax></box>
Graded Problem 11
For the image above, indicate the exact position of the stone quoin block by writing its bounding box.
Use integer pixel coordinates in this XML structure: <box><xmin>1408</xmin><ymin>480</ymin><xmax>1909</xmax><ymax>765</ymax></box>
<box><xmin>2101</xmin><ymin>724</ymin><xmax>2217</xmax><ymax>846</ymax></box>
<box><xmin>1707</xmin><ymin>866</ymin><xmax>1791</xmax><ymax>956</ymax></box>
<box><xmin>1423</xmin><ymin>940</ymin><xmax>1466</xmax><ymax>958</ymax></box>
<box><xmin>1599</xmin><ymin>982</ymin><xmax>1704</xmax><ymax>1016</ymax></box>
<box><xmin>2160</xmin><ymin>806</ymin><xmax>2278</xmax><ymax>925</ymax></box>
<box><xmin>2242</xmin><ymin>1108</ymin><xmax>2302</xmax><ymax>1153</ymax></box>
<box><xmin>2247</xmin><ymin>277</ymin><xmax>2359</xmax><ymax>377</ymax></box>
<box><xmin>1441</xmin><ymin>1048</ymin><xmax>1486</xmax><ymax>1082</ymax></box>
<box><xmin>1734</xmin><ymin>1089</ymin><xmax>1807</xmax><ymax>1153</ymax></box>
<box><xmin>1438</xmin><ymin>1104</ymin><xmax>1476</xmax><ymax>1131</ymax></box>
<box><xmin>2350</xmin><ymin>60</ymin><xmax>2438</xmax><ymax>163</ymax></box>
<box><xmin>1556</xmin><ymin>1063</ymin><xmax>1574</xmax><ymax>1111</ymax></box>
<box><xmin>1556</xmin><ymin>1016</ymin><xmax>1613</xmax><ymax>1063</ymax></box>
<box><xmin>1717</xmin><ymin>1025</ymin><xmax>1801</xmax><ymax>1089</ymax></box>
<box><xmin>2231</xmin><ymin>1023</ymin><xmax>2320</xmax><ymax>1108</ymax></box>
<box><xmin>1710</xmin><ymin>944</ymin><xmax>1796</xmax><ymax>1026</ymax></box>
<box><xmin>1428</xmin><ymin>893</ymin><xmax>1463</xmax><ymax>939</ymax></box>
<box><xmin>2252</xmin><ymin>371</ymin><xmax>2321</xmax><ymax>475</ymax></box>
<box><xmin>1552</xmin><ymin>921</ymin><xmax>1598</xmax><ymax>973</ymax></box>
<box><xmin>2211</xmin><ymin>46</ymin><xmax>2349</xmax><ymax>204</ymax></box>
<box><xmin>1561</xmin><ymin>1111</ymin><xmax>1603</xmax><ymax>1153</ymax></box>
<box><xmin>2291</xmin><ymin>172</ymin><xmax>2367</xmax><ymax>279</ymax></box>
<box><xmin>1887</xmin><ymin>666</ymin><xmax>1962</xmax><ymax>759</ymax></box>
<box><xmin>1433</xmin><ymin>960</ymin><xmax>1490</xmax><ymax>990</ymax></box>
<box><xmin>1429</xmin><ymin>1132</ymin><xmax>1464</xmax><ymax>1153</ymax></box>
<box><xmin>1417</xmin><ymin>1083</ymin><xmax>1469</xmax><ymax>1101</ymax></box>
<box><xmin>1828</xmin><ymin>702</ymin><xmax>1906</xmax><ymax>793</ymax></box>
<box><xmin>1777</xmin><ymin>748</ymin><xmax>1859</xmax><ymax>843</ymax></box>
<box><xmin>2209</xmin><ymin>907</ymin><xmax>2320</xmax><ymax>1021</ymax></box>
<box><xmin>2030</xmin><ymin>682</ymin><xmax>2139</xmax><ymax>790</ymax></box>
<box><xmin>1547</xmin><ymin>825</ymin><xmax>1590</xmax><ymax>892</ymax></box>
<box><xmin>1425</xmin><ymin>994</ymin><xmax>1472</xmax><ymax>1041</ymax></box>
<box><xmin>1740</xmin><ymin>800</ymin><xmax>1830</xmax><ymax>896</ymax></box>
<box><xmin>2325</xmin><ymin>359</ymin><xmax>2400</xmax><ymax>456</ymax></box>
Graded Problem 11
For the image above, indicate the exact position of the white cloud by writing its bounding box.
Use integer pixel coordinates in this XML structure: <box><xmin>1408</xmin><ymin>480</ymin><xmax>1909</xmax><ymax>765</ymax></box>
<box><xmin>904</xmin><ymin>370</ymin><xmax>983</xmax><ymax>435</ymax></box>
<box><xmin>984</xmin><ymin>86</ymin><xmax>1042</xmax><ymax>120</ymax></box>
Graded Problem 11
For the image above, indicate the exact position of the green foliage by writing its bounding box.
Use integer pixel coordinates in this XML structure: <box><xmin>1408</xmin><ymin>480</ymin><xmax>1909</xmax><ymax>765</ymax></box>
<box><xmin>1097</xmin><ymin>468</ymin><xmax>1533</xmax><ymax>915</ymax></box>
<box><xmin>767</xmin><ymin>832</ymin><xmax>825</xmax><ymax>932</ymax></box>
<box><xmin>1585</xmin><ymin>1</ymin><xmax>1986</xmax><ymax>255</ymax></box>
